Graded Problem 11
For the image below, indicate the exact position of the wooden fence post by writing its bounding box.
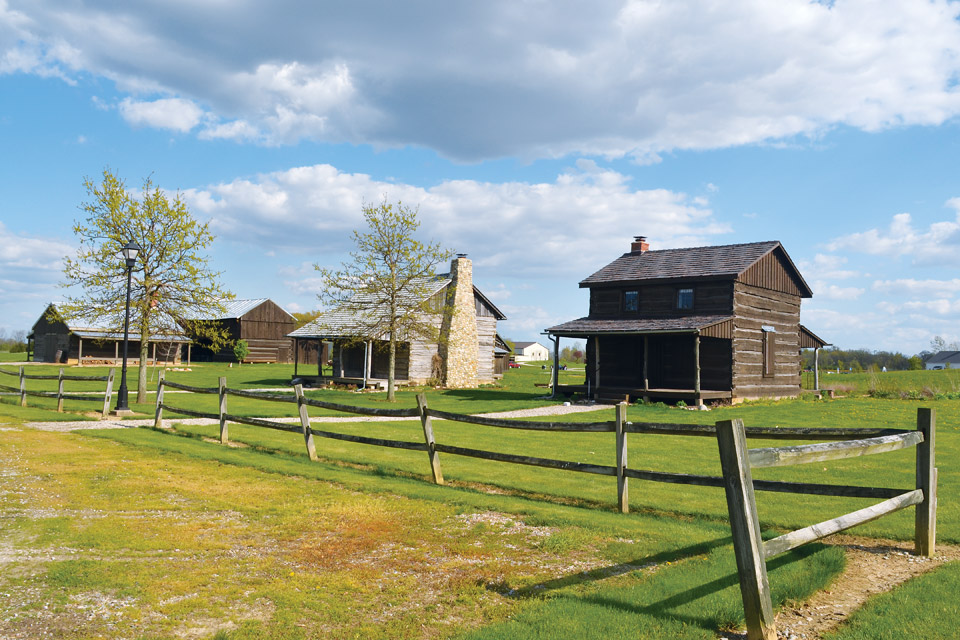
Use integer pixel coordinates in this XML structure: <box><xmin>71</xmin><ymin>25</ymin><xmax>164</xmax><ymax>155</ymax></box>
<box><xmin>295</xmin><ymin>384</ymin><xmax>318</xmax><ymax>461</ymax></box>
<box><xmin>417</xmin><ymin>393</ymin><xmax>444</xmax><ymax>485</ymax></box>
<box><xmin>19</xmin><ymin>366</ymin><xmax>26</xmax><ymax>407</ymax></box>
<box><xmin>102</xmin><ymin>368</ymin><xmax>115</xmax><ymax>418</ymax></box>
<box><xmin>153</xmin><ymin>370</ymin><xmax>164</xmax><ymax>428</ymax></box>
<box><xmin>716</xmin><ymin>418</ymin><xmax>776</xmax><ymax>640</ymax></box>
<box><xmin>616</xmin><ymin>402</ymin><xmax>628</xmax><ymax>513</ymax></box>
<box><xmin>218</xmin><ymin>376</ymin><xmax>228</xmax><ymax>444</ymax></box>
<box><xmin>57</xmin><ymin>368</ymin><xmax>64</xmax><ymax>412</ymax></box>
<box><xmin>916</xmin><ymin>407</ymin><xmax>937</xmax><ymax>556</ymax></box>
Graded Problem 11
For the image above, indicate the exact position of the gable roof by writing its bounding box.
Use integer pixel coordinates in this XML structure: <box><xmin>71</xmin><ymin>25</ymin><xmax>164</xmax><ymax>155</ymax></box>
<box><xmin>926</xmin><ymin>350</ymin><xmax>960</xmax><ymax>364</ymax></box>
<box><xmin>31</xmin><ymin>303</ymin><xmax>189</xmax><ymax>342</ymax></box>
<box><xmin>579</xmin><ymin>241</ymin><xmax>813</xmax><ymax>297</ymax></box>
<box><xmin>187</xmin><ymin>298</ymin><xmax>295</xmax><ymax>321</ymax></box>
<box><xmin>289</xmin><ymin>275</ymin><xmax>505</xmax><ymax>339</ymax></box>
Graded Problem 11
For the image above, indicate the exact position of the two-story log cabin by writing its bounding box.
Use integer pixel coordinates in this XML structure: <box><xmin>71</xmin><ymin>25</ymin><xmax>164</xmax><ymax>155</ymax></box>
<box><xmin>545</xmin><ymin>237</ymin><xmax>827</xmax><ymax>404</ymax></box>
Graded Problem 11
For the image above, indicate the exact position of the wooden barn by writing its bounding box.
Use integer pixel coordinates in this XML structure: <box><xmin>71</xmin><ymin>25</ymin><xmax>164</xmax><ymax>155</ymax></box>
<box><xmin>187</xmin><ymin>299</ymin><xmax>295</xmax><ymax>363</ymax></box>
<box><xmin>289</xmin><ymin>256</ymin><xmax>506</xmax><ymax>387</ymax></box>
<box><xmin>545</xmin><ymin>237</ymin><xmax>827</xmax><ymax>404</ymax></box>
<box><xmin>29</xmin><ymin>303</ymin><xmax>190</xmax><ymax>365</ymax></box>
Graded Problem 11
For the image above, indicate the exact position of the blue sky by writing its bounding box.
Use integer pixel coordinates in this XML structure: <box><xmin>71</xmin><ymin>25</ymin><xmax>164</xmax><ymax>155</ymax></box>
<box><xmin>3</xmin><ymin>0</ymin><xmax>960</xmax><ymax>354</ymax></box>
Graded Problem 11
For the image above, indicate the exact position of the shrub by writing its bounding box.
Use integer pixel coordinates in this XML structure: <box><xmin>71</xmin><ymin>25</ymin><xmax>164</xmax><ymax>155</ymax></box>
<box><xmin>233</xmin><ymin>340</ymin><xmax>250</xmax><ymax>365</ymax></box>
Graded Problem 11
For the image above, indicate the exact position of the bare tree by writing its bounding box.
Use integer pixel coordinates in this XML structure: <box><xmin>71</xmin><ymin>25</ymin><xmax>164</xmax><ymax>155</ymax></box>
<box><xmin>315</xmin><ymin>199</ymin><xmax>453</xmax><ymax>401</ymax></box>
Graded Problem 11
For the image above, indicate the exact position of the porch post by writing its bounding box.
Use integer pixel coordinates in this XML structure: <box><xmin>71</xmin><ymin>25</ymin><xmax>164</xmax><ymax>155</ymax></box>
<box><xmin>187</xmin><ymin>342</ymin><xmax>192</xmax><ymax>366</ymax></box>
<box><xmin>594</xmin><ymin>335</ymin><xmax>601</xmax><ymax>400</ymax></box>
<box><xmin>78</xmin><ymin>337</ymin><xmax>83</xmax><ymax>366</ymax></box>
<box><xmin>363</xmin><ymin>340</ymin><xmax>371</xmax><ymax>388</ymax></box>
<box><xmin>813</xmin><ymin>347</ymin><xmax>820</xmax><ymax>391</ymax></box>
<box><xmin>115</xmin><ymin>341</ymin><xmax>119</xmax><ymax>361</ymax></box>
<box><xmin>293</xmin><ymin>338</ymin><xmax>299</xmax><ymax>377</ymax></box>
<box><xmin>694</xmin><ymin>332</ymin><xmax>702</xmax><ymax>406</ymax></box>
<box><xmin>643</xmin><ymin>335</ymin><xmax>650</xmax><ymax>393</ymax></box>
<box><xmin>552</xmin><ymin>335</ymin><xmax>560</xmax><ymax>398</ymax></box>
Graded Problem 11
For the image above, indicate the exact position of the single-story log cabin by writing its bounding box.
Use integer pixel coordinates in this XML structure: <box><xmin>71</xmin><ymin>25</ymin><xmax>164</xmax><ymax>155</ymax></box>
<box><xmin>289</xmin><ymin>256</ymin><xmax>506</xmax><ymax>388</ymax></box>
<box><xmin>545</xmin><ymin>237</ymin><xmax>827</xmax><ymax>404</ymax></box>
<box><xmin>29</xmin><ymin>303</ymin><xmax>190</xmax><ymax>365</ymax></box>
<box><xmin>187</xmin><ymin>298</ymin><xmax>296</xmax><ymax>363</ymax></box>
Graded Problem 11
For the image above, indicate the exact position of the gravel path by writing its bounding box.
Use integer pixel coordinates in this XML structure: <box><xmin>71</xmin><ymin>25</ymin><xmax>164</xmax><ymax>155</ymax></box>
<box><xmin>21</xmin><ymin>402</ymin><xmax>611</xmax><ymax>432</ymax></box>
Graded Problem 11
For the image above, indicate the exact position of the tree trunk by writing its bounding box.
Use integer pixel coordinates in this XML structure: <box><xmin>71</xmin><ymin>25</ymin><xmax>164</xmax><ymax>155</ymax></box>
<box><xmin>388</xmin><ymin>333</ymin><xmax>396</xmax><ymax>402</ymax></box>
<box><xmin>136</xmin><ymin>314</ymin><xmax>149</xmax><ymax>404</ymax></box>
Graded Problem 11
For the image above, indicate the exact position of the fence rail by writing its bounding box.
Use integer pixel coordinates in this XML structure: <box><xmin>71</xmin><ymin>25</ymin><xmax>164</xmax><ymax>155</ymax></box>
<box><xmin>0</xmin><ymin>366</ymin><xmax>115</xmax><ymax>416</ymax></box>
<box><xmin>152</xmin><ymin>372</ymin><xmax>936</xmax><ymax>640</ymax></box>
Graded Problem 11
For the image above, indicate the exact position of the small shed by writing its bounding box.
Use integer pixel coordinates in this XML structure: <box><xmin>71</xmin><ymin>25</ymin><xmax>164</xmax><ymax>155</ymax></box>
<box><xmin>29</xmin><ymin>303</ymin><xmax>190</xmax><ymax>365</ymax></box>
<box><xmin>187</xmin><ymin>298</ymin><xmax>295</xmax><ymax>363</ymax></box>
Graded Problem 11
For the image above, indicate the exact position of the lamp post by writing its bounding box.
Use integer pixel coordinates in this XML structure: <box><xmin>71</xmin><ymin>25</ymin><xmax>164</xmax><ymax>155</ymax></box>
<box><xmin>115</xmin><ymin>240</ymin><xmax>141</xmax><ymax>413</ymax></box>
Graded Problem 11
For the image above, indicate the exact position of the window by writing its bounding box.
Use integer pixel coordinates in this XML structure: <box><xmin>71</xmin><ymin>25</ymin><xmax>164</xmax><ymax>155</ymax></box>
<box><xmin>762</xmin><ymin>326</ymin><xmax>775</xmax><ymax>378</ymax></box>
<box><xmin>623</xmin><ymin>290</ymin><xmax>638</xmax><ymax>312</ymax></box>
<box><xmin>677</xmin><ymin>288</ymin><xmax>694</xmax><ymax>310</ymax></box>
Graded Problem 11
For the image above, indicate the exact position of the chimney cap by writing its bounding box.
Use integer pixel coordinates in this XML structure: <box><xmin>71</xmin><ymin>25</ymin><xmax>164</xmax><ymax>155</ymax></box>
<box><xmin>634</xmin><ymin>235</ymin><xmax>647</xmax><ymax>242</ymax></box>
<box><xmin>456</xmin><ymin>253</ymin><xmax>468</xmax><ymax>258</ymax></box>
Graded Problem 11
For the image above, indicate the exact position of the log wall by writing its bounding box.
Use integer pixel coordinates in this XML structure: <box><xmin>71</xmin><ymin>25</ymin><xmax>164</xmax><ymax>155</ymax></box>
<box><xmin>731</xmin><ymin>282</ymin><xmax>802</xmax><ymax>399</ymax></box>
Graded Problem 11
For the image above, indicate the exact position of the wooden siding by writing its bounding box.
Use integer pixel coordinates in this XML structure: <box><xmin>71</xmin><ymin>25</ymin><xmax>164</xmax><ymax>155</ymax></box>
<box><xmin>237</xmin><ymin>300</ymin><xmax>295</xmax><ymax>341</ymax></box>
<box><xmin>738</xmin><ymin>249</ymin><xmax>805</xmax><ymax>297</ymax></box>
<box><xmin>477</xmin><ymin>315</ymin><xmax>498</xmax><ymax>383</ymax></box>
<box><xmin>589</xmin><ymin>282</ymin><xmax>733</xmax><ymax>319</ymax></box>
<box><xmin>731</xmin><ymin>282</ymin><xmax>802</xmax><ymax>399</ymax></box>
<box><xmin>31</xmin><ymin>312</ymin><xmax>71</xmax><ymax>363</ymax></box>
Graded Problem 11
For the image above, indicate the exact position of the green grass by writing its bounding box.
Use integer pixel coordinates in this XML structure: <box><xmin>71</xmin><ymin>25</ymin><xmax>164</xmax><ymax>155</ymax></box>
<box><xmin>820</xmin><ymin>367</ymin><xmax>960</xmax><ymax>397</ymax></box>
<box><xmin>4</xmin><ymin>371</ymin><xmax>958</xmax><ymax>638</ymax></box>
<box><xmin>824</xmin><ymin>561</ymin><xmax>960</xmax><ymax>639</ymax></box>
<box><xmin>0</xmin><ymin>351</ymin><xmax>27</xmax><ymax>362</ymax></box>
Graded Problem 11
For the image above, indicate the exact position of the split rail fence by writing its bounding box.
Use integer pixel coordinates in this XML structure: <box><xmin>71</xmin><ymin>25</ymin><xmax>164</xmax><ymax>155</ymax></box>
<box><xmin>154</xmin><ymin>372</ymin><xmax>936</xmax><ymax>640</ymax></box>
<box><xmin>0</xmin><ymin>365</ymin><xmax>115</xmax><ymax>416</ymax></box>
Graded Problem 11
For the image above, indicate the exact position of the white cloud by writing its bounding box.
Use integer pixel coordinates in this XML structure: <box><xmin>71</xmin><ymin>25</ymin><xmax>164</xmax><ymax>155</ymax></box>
<box><xmin>119</xmin><ymin>97</ymin><xmax>205</xmax><ymax>132</ymax></box>
<box><xmin>809</xmin><ymin>282</ymin><xmax>864</xmax><ymax>301</ymax></box>
<box><xmin>799</xmin><ymin>253</ymin><xmax>860</xmax><ymax>280</ymax></box>
<box><xmin>0</xmin><ymin>223</ymin><xmax>73</xmax><ymax>332</ymax></box>
<box><xmin>825</xmin><ymin>205</ymin><xmax>960</xmax><ymax>265</ymax></box>
<box><xmin>184</xmin><ymin>162</ymin><xmax>729</xmax><ymax>281</ymax></box>
<box><xmin>872</xmin><ymin>278</ymin><xmax>960</xmax><ymax>298</ymax></box>
<box><xmin>5</xmin><ymin>1</ymin><xmax>960</xmax><ymax>158</ymax></box>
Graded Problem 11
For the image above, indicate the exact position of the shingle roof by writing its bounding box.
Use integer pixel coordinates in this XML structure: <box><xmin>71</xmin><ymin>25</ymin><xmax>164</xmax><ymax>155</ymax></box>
<box><xmin>289</xmin><ymin>273</ymin><xmax>505</xmax><ymax>339</ymax></box>
<box><xmin>580</xmin><ymin>241</ymin><xmax>784</xmax><ymax>287</ymax></box>
<box><xmin>546</xmin><ymin>314</ymin><xmax>734</xmax><ymax>336</ymax></box>
<box><xmin>513</xmin><ymin>341</ymin><xmax>539</xmax><ymax>349</ymax></box>
<box><xmin>926</xmin><ymin>351</ymin><xmax>960</xmax><ymax>364</ymax></box>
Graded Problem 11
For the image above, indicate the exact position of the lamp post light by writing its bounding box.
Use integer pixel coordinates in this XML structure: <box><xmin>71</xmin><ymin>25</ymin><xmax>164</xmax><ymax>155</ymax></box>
<box><xmin>114</xmin><ymin>240</ymin><xmax>141</xmax><ymax>413</ymax></box>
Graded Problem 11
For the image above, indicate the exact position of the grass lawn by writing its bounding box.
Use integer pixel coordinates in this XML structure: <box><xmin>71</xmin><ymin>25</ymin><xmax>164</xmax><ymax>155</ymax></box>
<box><xmin>2</xmin><ymin>364</ymin><xmax>959</xmax><ymax>638</ymax></box>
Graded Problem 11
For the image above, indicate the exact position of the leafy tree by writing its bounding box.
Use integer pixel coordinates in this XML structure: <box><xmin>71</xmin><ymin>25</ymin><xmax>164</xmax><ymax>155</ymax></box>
<box><xmin>909</xmin><ymin>355</ymin><xmax>924</xmax><ymax>370</ymax></box>
<box><xmin>233</xmin><ymin>339</ymin><xmax>250</xmax><ymax>366</ymax></box>
<box><xmin>60</xmin><ymin>169</ymin><xmax>232</xmax><ymax>402</ymax></box>
<box><xmin>315</xmin><ymin>199</ymin><xmax>453</xmax><ymax>401</ymax></box>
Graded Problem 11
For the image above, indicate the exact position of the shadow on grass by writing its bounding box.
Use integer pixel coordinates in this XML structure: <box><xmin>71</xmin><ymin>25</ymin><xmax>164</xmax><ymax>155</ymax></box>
<box><xmin>441</xmin><ymin>388</ymin><xmax>550</xmax><ymax>403</ymax></box>
<box><xmin>576</xmin><ymin>545</ymin><xmax>821</xmax><ymax>633</ymax></box>
<box><xmin>491</xmin><ymin>535</ymin><xmax>733</xmax><ymax>599</ymax></box>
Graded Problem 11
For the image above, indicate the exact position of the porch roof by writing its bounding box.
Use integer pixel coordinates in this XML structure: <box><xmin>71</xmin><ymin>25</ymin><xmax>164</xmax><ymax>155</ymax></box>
<box><xmin>546</xmin><ymin>314</ymin><xmax>734</xmax><ymax>337</ymax></box>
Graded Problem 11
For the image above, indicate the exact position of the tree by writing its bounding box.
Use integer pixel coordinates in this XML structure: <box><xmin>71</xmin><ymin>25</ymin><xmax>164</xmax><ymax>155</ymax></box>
<box><xmin>315</xmin><ymin>199</ymin><xmax>453</xmax><ymax>401</ymax></box>
<box><xmin>292</xmin><ymin>310</ymin><xmax>323</xmax><ymax>329</ymax></box>
<box><xmin>60</xmin><ymin>169</ymin><xmax>232</xmax><ymax>403</ymax></box>
<box><xmin>233</xmin><ymin>340</ymin><xmax>249</xmax><ymax>366</ymax></box>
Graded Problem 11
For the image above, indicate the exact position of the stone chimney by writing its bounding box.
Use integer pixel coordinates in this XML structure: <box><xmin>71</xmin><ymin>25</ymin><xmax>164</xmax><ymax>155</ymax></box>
<box><xmin>439</xmin><ymin>254</ymin><xmax>479</xmax><ymax>388</ymax></box>
<box><xmin>630</xmin><ymin>235</ymin><xmax>650</xmax><ymax>254</ymax></box>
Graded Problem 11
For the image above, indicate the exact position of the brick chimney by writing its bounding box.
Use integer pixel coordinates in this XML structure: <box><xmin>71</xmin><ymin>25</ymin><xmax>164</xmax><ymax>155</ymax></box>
<box><xmin>630</xmin><ymin>235</ymin><xmax>650</xmax><ymax>254</ymax></box>
<box><xmin>439</xmin><ymin>254</ymin><xmax>479</xmax><ymax>388</ymax></box>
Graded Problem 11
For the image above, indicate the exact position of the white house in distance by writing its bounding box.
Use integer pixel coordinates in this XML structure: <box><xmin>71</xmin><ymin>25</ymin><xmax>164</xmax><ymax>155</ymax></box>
<box><xmin>513</xmin><ymin>341</ymin><xmax>550</xmax><ymax>362</ymax></box>
<box><xmin>925</xmin><ymin>351</ymin><xmax>960</xmax><ymax>370</ymax></box>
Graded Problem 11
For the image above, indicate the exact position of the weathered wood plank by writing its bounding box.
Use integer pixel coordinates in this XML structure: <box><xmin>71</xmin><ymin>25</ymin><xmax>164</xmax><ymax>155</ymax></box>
<box><xmin>218</xmin><ymin>377</ymin><xmax>228</xmax><ymax>444</ymax></box>
<box><xmin>101</xmin><ymin>368</ymin><xmax>115</xmax><ymax>418</ymax></box>
<box><xmin>0</xmin><ymin>367</ymin><xmax>18</xmax><ymax>377</ymax></box>
<box><xmin>417</xmin><ymin>393</ymin><xmax>444</xmax><ymax>484</ymax></box>
<box><xmin>748</xmin><ymin>432</ymin><xmax>923</xmax><ymax>469</ymax></box>
<box><xmin>162</xmin><ymin>380</ymin><xmax>219</xmax><ymax>394</ymax></box>
<box><xmin>162</xmin><ymin>405</ymin><xmax>220</xmax><ymax>420</ymax></box>
<box><xmin>225</xmin><ymin>388</ymin><xmax>297</xmax><ymax>403</ymax></box>
<box><xmin>222</xmin><ymin>413</ymin><xmax>302</xmax><ymax>433</ymax></box>
<box><xmin>427</xmin><ymin>408</ymin><xmax>614</xmax><ymax>432</ymax></box>
<box><xmin>624</xmin><ymin>422</ymin><xmax>909</xmax><ymax>440</ymax></box>
<box><xmin>716</xmin><ymin>418</ymin><xmax>776</xmax><ymax>640</ymax></box>
<box><xmin>434</xmin><ymin>443</ymin><xmax>618</xmax><ymax>476</ymax></box>
<box><xmin>915</xmin><ymin>408</ymin><xmax>937</xmax><ymax>556</ymax></box>
<box><xmin>295</xmin><ymin>384</ymin><xmax>318</xmax><ymax>461</ymax></box>
<box><xmin>764</xmin><ymin>490</ymin><xmax>924</xmax><ymax>559</ymax></box>
<box><xmin>616</xmin><ymin>402</ymin><xmax>628</xmax><ymax>513</ymax></box>
<box><xmin>300</xmin><ymin>396</ymin><xmax>420</xmax><ymax>417</ymax></box>
<box><xmin>154</xmin><ymin>370</ymin><xmax>164</xmax><ymax>428</ymax></box>
<box><xmin>307</xmin><ymin>427</ymin><xmax>429</xmax><ymax>451</ymax></box>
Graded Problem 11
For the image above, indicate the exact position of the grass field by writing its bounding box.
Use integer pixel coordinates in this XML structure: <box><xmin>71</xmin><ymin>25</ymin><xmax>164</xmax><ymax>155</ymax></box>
<box><xmin>0</xmin><ymin>363</ymin><xmax>956</xmax><ymax>638</ymax></box>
